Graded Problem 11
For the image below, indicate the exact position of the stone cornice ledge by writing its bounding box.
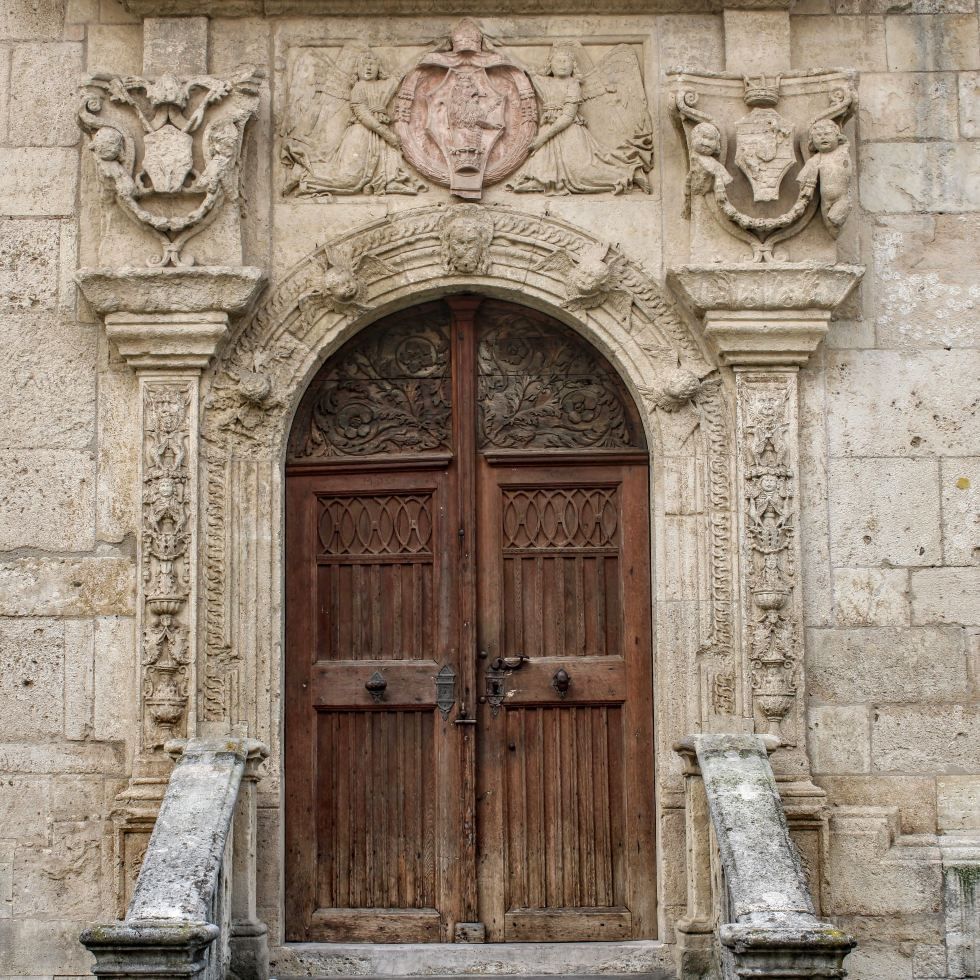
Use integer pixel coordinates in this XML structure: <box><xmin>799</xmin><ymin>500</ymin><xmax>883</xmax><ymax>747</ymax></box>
<box><xmin>667</xmin><ymin>263</ymin><xmax>864</xmax><ymax>368</ymax></box>
<box><xmin>121</xmin><ymin>0</ymin><xmax>787</xmax><ymax>14</ymax></box>
<box><xmin>76</xmin><ymin>266</ymin><xmax>266</xmax><ymax>372</ymax></box>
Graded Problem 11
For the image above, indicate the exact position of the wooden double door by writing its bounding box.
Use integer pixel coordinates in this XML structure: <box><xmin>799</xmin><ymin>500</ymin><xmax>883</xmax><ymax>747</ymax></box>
<box><xmin>285</xmin><ymin>298</ymin><xmax>656</xmax><ymax>943</ymax></box>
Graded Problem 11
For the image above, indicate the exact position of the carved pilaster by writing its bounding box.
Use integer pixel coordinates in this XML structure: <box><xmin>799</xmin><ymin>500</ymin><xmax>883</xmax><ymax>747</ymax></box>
<box><xmin>668</xmin><ymin>264</ymin><xmax>861</xmax><ymax>783</ymax></box>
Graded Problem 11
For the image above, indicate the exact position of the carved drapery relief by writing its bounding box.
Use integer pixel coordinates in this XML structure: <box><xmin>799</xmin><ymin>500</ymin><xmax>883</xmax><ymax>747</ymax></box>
<box><xmin>278</xmin><ymin>22</ymin><xmax>652</xmax><ymax>201</ymax></box>
<box><xmin>476</xmin><ymin>304</ymin><xmax>644</xmax><ymax>451</ymax></box>
<box><xmin>78</xmin><ymin>68</ymin><xmax>262</xmax><ymax>267</ymax></box>
<box><xmin>737</xmin><ymin>372</ymin><xmax>802</xmax><ymax>744</ymax></box>
<box><xmin>198</xmin><ymin>208</ymin><xmax>738</xmax><ymax>786</ymax></box>
<box><xmin>141</xmin><ymin>382</ymin><xmax>193</xmax><ymax>750</ymax></box>
<box><xmin>669</xmin><ymin>71</ymin><xmax>856</xmax><ymax>262</ymax></box>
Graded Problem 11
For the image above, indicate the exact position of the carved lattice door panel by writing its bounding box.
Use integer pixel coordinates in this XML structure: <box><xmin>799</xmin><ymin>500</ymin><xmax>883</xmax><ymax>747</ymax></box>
<box><xmin>285</xmin><ymin>299</ymin><xmax>656</xmax><ymax>943</ymax></box>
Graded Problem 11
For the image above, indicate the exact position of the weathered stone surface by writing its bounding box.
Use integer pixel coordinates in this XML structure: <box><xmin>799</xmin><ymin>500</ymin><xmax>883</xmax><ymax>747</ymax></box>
<box><xmin>0</xmin><ymin>148</ymin><xmax>77</xmax><ymax>216</ymax></box>
<box><xmin>884</xmin><ymin>14</ymin><xmax>980</xmax><ymax>71</ymax></box>
<box><xmin>658</xmin><ymin>14</ymin><xmax>724</xmax><ymax>71</ymax></box>
<box><xmin>0</xmin><ymin>312</ymin><xmax>96</xmax><ymax>450</ymax></box>
<box><xmin>815</xmin><ymin>774</ymin><xmax>937</xmax><ymax>834</ymax></box>
<box><xmin>0</xmin><ymin>619</ymin><xmax>66</xmax><ymax>739</ymax></box>
<box><xmin>832</xmin><ymin>566</ymin><xmax>909</xmax><ymax>627</ymax></box>
<box><xmin>827</xmin><ymin>810</ymin><xmax>942</xmax><ymax>915</ymax></box>
<box><xmin>857</xmin><ymin>72</ymin><xmax>958</xmax><ymax>141</ymax></box>
<box><xmin>0</xmin><ymin>450</ymin><xmax>96</xmax><ymax>551</ymax></box>
<box><xmin>870</xmin><ymin>215</ymin><xmax>980</xmax><ymax>349</ymax></box>
<box><xmin>961</xmin><ymin>71</ymin><xmax>980</xmax><ymax>138</ymax></box>
<box><xmin>941</xmin><ymin>457</ymin><xmax>979</xmax><ymax>565</ymax></box>
<box><xmin>96</xmin><ymin>365</ymin><xmax>140</xmax><ymax>543</ymax></box>
<box><xmin>826</xmin><ymin>350</ymin><xmax>980</xmax><ymax>456</ymax></box>
<box><xmin>911</xmin><ymin>567</ymin><xmax>980</xmax><ymax>625</ymax></box>
<box><xmin>859</xmin><ymin>142</ymin><xmax>980</xmax><ymax>213</ymax></box>
<box><xmin>791</xmin><ymin>14</ymin><xmax>887</xmax><ymax>71</ymax></box>
<box><xmin>807</xmin><ymin>705</ymin><xmax>871</xmax><ymax>774</ymax></box>
<box><xmin>9</xmin><ymin>42</ymin><xmax>83</xmax><ymax>146</ymax></box>
<box><xmin>0</xmin><ymin>218</ymin><xmax>61</xmax><ymax>310</ymax></box>
<box><xmin>93</xmin><ymin>614</ymin><xmax>137</xmax><ymax>742</ymax></box>
<box><xmin>724</xmin><ymin>10</ymin><xmax>790</xmax><ymax>71</ymax></box>
<box><xmin>142</xmin><ymin>15</ymin><xmax>208</xmax><ymax>75</ymax></box>
<box><xmin>808</xmin><ymin>626</ymin><xmax>968</xmax><ymax>703</ymax></box>
<box><xmin>0</xmin><ymin>0</ymin><xmax>67</xmax><ymax>40</ymax></box>
<box><xmin>13</xmin><ymin>820</ymin><xmax>101</xmax><ymax>918</ymax></box>
<box><xmin>87</xmin><ymin>23</ymin><xmax>143</xmax><ymax>73</ymax></box>
<box><xmin>872</xmin><ymin>704</ymin><xmax>980</xmax><ymax>773</ymax></box>
<box><xmin>937</xmin><ymin>775</ymin><xmax>980</xmax><ymax>831</ymax></box>
<box><xmin>827</xmin><ymin>457</ymin><xmax>941</xmax><ymax>566</ymax></box>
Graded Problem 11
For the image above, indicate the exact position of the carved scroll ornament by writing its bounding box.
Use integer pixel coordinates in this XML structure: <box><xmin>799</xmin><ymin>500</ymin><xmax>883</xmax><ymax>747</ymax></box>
<box><xmin>670</xmin><ymin>71</ymin><xmax>856</xmax><ymax>261</ymax></box>
<box><xmin>78</xmin><ymin>68</ymin><xmax>262</xmax><ymax>267</ymax></box>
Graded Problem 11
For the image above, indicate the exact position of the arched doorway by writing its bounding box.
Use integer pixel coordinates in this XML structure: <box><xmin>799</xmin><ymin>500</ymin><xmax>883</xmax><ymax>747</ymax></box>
<box><xmin>284</xmin><ymin>297</ymin><xmax>657</xmax><ymax>944</ymax></box>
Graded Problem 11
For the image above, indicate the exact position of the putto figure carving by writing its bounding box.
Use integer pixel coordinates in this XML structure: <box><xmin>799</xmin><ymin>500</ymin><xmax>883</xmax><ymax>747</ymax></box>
<box><xmin>507</xmin><ymin>42</ymin><xmax>653</xmax><ymax>196</ymax></box>
<box><xmin>441</xmin><ymin>205</ymin><xmax>494</xmax><ymax>274</ymax></box>
<box><xmin>298</xmin><ymin>245</ymin><xmax>395</xmax><ymax>320</ymax></box>
<box><xmin>395</xmin><ymin>19</ymin><xmax>537</xmax><ymax>200</ymax></box>
<box><xmin>670</xmin><ymin>71</ymin><xmax>857</xmax><ymax>260</ymax></box>
<box><xmin>797</xmin><ymin>118</ymin><xmax>852</xmax><ymax>238</ymax></box>
<box><xmin>281</xmin><ymin>45</ymin><xmax>426</xmax><ymax>198</ymax></box>
<box><xmin>78</xmin><ymin>68</ymin><xmax>262</xmax><ymax>266</ymax></box>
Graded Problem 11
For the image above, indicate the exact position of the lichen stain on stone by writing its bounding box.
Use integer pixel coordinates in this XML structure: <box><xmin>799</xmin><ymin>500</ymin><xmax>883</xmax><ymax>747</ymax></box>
<box><xmin>956</xmin><ymin>476</ymin><xmax>970</xmax><ymax>490</ymax></box>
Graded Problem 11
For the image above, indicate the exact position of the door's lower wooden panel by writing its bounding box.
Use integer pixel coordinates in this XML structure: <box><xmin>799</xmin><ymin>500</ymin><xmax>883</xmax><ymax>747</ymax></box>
<box><xmin>309</xmin><ymin>907</ymin><xmax>442</xmax><ymax>942</ymax></box>
<box><xmin>504</xmin><ymin>705</ymin><xmax>626</xmax><ymax>912</ymax></box>
<box><xmin>504</xmin><ymin>908</ymin><xmax>632</xmax><ymax>942</ymax></box>
<box><xmin>315</xmin><ymin>709</ymin><xmax>436</xmax><ymax>912</ymax></box>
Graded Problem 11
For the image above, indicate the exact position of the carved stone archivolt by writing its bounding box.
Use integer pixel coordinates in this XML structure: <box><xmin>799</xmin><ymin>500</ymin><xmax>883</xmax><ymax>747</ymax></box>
<box><xmin>198</xmin><ymin>206</ymin><xmax>740</xmax><ymax>776</ymax></box>
<box><xmin>79</xmin><ymin>68</ymin><xmax>262</xmax><ymax>267</ymax></box>
<box><xmin>279</xmin><ymin>20</ymin><xmax>653</xmax><ymax>201</ymax></box>
<box><xmin>669</xmin><ymin>70</ymin><xmax>856</xmax><ymax>262</ymax></box>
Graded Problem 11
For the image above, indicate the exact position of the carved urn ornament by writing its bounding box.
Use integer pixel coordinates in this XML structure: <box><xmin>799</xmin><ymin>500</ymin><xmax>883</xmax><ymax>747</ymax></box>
<box><xmin>78</xmin><ymin>67</ymin><xmax>262</xmax><ymax>267</ymax></box>
<box><xmin>669</xmin><ymin>70</ymin><xmax>856</xmax><ymax>261</ymax></box>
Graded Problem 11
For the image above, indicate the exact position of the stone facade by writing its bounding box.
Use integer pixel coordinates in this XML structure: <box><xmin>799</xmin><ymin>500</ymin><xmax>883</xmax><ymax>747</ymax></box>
<box><xmin>0</xmin><ymin>2</ymin><xmax>977</xmax><ymax>978</ymax></box>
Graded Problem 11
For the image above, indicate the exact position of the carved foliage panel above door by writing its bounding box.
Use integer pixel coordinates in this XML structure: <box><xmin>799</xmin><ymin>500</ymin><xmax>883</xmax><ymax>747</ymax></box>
<box><xmin>288</xmin><ymin>303</ymin><xmax>452</xmax><ymax>461</ymax></box>
<box><xmin>477</xmin><ymin>302</ymin><xmax>646</xmax><ymax>451</ymax></box>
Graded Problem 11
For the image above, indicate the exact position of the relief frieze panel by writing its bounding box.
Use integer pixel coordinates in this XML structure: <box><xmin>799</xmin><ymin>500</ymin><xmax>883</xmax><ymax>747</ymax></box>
<box><xmin>278</xmin><ymin>20</ymin><xmax>653</xmax><ymax>201</ymax></box>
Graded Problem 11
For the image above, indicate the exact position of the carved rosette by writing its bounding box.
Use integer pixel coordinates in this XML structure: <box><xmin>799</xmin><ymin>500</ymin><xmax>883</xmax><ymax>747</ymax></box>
<box><xmin>141</xmin><ymin>382</ymin><xmax>194</xmax><ymax>749</ymax></box>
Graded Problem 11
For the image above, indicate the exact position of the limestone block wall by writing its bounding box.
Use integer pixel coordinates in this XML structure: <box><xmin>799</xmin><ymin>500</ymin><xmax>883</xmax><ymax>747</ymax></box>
<box><xmin>0</xmin><ymin>2</ymin><xmax>975</xmax><ymax>978</ymax></box>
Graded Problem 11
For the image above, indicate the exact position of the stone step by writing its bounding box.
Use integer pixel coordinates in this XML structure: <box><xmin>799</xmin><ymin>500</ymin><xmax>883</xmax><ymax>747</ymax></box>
<box><xmin>271</xmin><ymin>941</ymin><xmax>676</xmax><ymax>978</ymax></box>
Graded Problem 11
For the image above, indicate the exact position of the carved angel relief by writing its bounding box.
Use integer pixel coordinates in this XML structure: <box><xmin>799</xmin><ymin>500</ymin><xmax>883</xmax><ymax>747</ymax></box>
<box><xmin>670</xmin><ymin>71</ymin><xmax>856</xmax><ymax>261</ymax></box>
<box><xmin>297</xmin><ymin>245</ymin><xmax>395</xmax><ymax>321</ymax></box>
<box><xmin>280</xmin><ymin>22</ymin><xmax>654</xmax><ymax>201</ymax></box>
<box><xmin>78</xmin><ymin>68</ymin><xmax>262</xmax><ymax>267</ymax></box>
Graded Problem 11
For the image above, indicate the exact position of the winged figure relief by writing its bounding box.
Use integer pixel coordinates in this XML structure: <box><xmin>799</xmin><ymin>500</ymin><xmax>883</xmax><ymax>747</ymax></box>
<box><xmin>281</xmin><ymin>44</ymin><xmax>427</xmax><ymax>197</ymax></box>
<box><xmin>506</xmin><ymin>42</ymin><xmax>653</xmax><ymax>195</ymax></box>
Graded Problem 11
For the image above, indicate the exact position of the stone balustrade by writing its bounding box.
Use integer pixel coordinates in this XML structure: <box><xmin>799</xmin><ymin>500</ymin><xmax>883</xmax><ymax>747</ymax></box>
<box><xmin>674</xmin><ymin>734</ymin><xmax>856</xmax><ymax>980</ymax></box>
<box><xmin>80</xmin><ymin>737</ymin><xmax>268</xmax><ymax>980</ymax></box>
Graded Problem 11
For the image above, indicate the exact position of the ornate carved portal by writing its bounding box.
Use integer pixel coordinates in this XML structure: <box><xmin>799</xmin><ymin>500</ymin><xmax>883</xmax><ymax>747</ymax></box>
<box><xmin>284</xmin><ymin>298</ymin><xmax>655</xmax><ymax>943</ymax></box>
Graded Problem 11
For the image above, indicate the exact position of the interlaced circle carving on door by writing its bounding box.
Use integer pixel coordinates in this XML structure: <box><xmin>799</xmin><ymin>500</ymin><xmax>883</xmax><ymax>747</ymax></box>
<box><xmin>289</xmin><ymin>305</ymin><xmax>452</xmax><ymax>461</ymax></box>
<box><xmin>501</xmin><ymin>487</ymin><xmax>620</xmax><ymax>550</ymax></box>
<box><xmin>317</xmin><ymin>493</ymin><xmax>434</xmax><ymax>557</ymax></box>
<box><xmin>477</xmin><ymin>305</ymin><xmax>644</xmax><ymax>451</ymax></box>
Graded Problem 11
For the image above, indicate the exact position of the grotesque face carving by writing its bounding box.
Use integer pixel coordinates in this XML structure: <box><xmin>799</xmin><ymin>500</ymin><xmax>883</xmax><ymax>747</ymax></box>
<box><xmin>441</xmin><ymin>207</ymin><xmax>494</xmax><ymax>274</ymax></box>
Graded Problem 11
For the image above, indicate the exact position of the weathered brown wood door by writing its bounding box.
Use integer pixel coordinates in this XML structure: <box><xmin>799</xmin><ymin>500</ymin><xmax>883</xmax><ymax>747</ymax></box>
<box><xmin>286</xmin><ymin>298</ymin><xmax>656</xmax><ymax>943</ymax></box>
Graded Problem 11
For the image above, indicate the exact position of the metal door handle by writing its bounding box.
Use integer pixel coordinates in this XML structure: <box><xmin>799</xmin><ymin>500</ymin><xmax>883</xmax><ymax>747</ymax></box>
<box><xmin>365</xmin><ymin>671</ymin><xmax>387</xmax><ymax>703</ymax></box>
<box><xmin>552</xmin><ymin>667</ymin><xmax>572</xmax><ymax>699</ymax></box>
<box><xmin>485</xmin><ymin>654</ymin><xmax>528</xmax><ymax>717</ymax></box>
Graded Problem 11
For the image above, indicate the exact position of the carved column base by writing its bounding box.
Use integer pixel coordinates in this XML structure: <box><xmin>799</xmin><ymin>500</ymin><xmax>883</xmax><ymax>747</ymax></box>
<box><xmin>80</xmin><ymin>921</ymin><xmax>219</xmax><ymax>980</ymax></box>
<box><xmin>720</xmin><ymin>921</ymin><xmax>855</xmax><ymax>980</ymax></box>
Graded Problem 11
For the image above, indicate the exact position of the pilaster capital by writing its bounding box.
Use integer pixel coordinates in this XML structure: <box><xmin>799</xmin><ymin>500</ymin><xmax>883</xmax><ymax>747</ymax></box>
<box><xmin>76</xmin><ymin>266</ymin><xmax>265</xmax><ymax>372</ymax></box>
<box><xmin>667</xmin><ymin>263</ymin><xmax>863</xmax><ymax>368</ymax></box>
